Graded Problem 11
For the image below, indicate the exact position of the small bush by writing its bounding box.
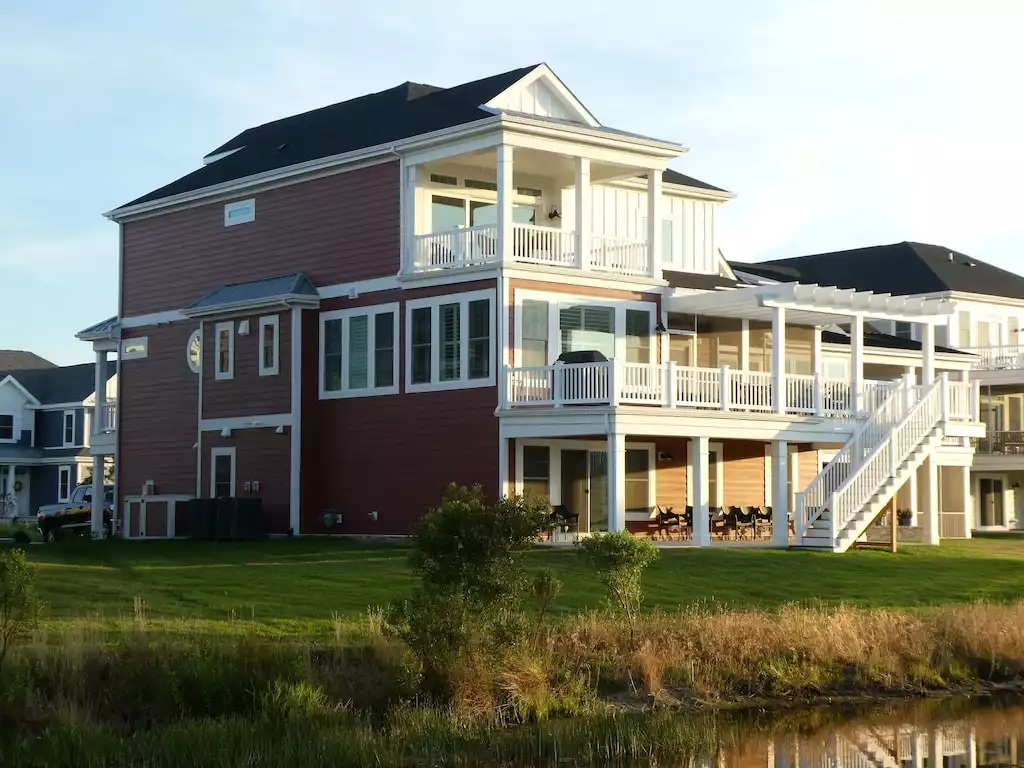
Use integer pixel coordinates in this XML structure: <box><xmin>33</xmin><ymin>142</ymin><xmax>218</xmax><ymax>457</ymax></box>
<box><xmin>576</xmin><ymin>532</ymin><xmax>657</xmax><ymax>644</ymax></box>
<box><xmin>0</xmin><ymin>548</ymin><xmax>42</xmax><ymax>669</ymax></box>
<box><xmin>11</xmin><ymin>530</ymin><xmax>31</xmax><ymax>544</ymax></box>
<box><xmin>531</xmin><ymin>569</ymin><xmax>562</xmax><ymax>625</ymax></box>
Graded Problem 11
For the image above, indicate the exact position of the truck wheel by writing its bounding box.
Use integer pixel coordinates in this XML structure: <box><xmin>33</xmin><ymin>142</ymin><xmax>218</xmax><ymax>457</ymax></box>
<box><xmin>45</xmin><ymin>527</ymin><xmax>59</xmax><ymax>543</ymax></box>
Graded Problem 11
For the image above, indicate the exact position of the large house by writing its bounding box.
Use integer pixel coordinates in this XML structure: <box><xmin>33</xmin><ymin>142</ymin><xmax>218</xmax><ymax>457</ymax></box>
<box><xmin>85</xmin><ymin>64</ymin><xmax>984</xmax><ymax>551</ymax></box>
<box><xmin>735</xmin><ymin>242</ymin><xmax>1024</xmax><ymax>534</ymax></box>
<box><xmin>0</xmin><ymin>361</ymin><xmax>116</xmax><ymax>520</ymax></box>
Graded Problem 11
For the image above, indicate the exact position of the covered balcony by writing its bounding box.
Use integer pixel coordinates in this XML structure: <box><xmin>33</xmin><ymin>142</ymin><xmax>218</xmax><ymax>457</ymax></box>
<box><xmin>403</xmin><ymin>143</ymin><xmax>670</xmax><ymax>279</ymax></box>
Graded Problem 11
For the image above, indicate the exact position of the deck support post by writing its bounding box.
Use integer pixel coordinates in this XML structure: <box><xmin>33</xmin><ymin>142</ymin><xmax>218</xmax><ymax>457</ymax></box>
<box><xmin>607</xmin><ymin>430</ymin><xmax>626</xmax><ymax>532</ymax></box>
<box><xmin>921</xmin><ymin>457</ymin><xmax>940</xmax><ymax>545</ymax></box>
<box><xmin>771</xmin><ymin>440</ymin><xmax>789</xmax><ymax>547</ymax></box>
<box><xmin>690</xmin><ymin>436</ymin><xmax>710</xmax><ymax>546</ymax></box>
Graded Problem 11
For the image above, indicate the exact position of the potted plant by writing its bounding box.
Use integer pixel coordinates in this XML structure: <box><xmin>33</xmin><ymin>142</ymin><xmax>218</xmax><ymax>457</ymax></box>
<box><xmin>896</xmin><ymin>508</ymin><xmax>913</xmax><ymax>527</ymax></box>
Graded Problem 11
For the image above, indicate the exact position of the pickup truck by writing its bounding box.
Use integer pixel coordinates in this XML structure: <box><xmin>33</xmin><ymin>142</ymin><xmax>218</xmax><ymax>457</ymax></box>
<box><xmin>37</xmin><ymin>484</ymin><xmax>115</xmax><ymax>542</ymax></box>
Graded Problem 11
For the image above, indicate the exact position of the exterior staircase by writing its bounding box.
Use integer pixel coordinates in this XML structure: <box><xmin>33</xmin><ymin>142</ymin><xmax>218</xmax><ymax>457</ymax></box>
<box><xmin>795</xmin><ymin>374</ymin><xmax>952</xmax><ymax>552</ymax></box>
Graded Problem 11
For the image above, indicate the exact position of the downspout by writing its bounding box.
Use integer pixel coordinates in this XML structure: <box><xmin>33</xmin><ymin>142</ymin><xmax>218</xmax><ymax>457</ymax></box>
<box><xmin>196</xmin><ymin>321</ymin><xmax>203</xmax><ymax>499</ymax></box>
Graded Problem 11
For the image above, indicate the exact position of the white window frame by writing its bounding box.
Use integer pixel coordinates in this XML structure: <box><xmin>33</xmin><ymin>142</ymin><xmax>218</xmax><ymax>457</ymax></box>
<box><xmin>0</xmin><ymin>414</ymin><xmax>14</xmax><ymax>443</ymax></box>
<box><xmin>121</xmin><ymin>337</ymin><xmax>148</xmax><ymax>360</ymax></box>
<box><xmin>405</xmin><ymin>289</ymin><xmax>496</xmax><ymax>392</ymax></box>
<box><xmin>224</xmin><ymin>198</ymin><xmax>255</xmax><ymax>227</ymax></box>
<box><xmin>258</xmin><ymin>315</ymin><xmax>280</xmax><ymax>377</ymax></box>
<box><xmin>62</xmin><ymin>410</ymin><xmax>76</xmax><ymax>447</ymax></box>
<box><xmin>210</xmin><ymin>447</ymin><xmax>237</xmax><ymax>498</ymax></box>
<box><xmin>215</xmin><ymin>321</ymin><xmax>234</xmax><ymax>381</ymax></box>
<box><xmin>512</xmin><ymin>289</ymin><xmax>657</xmax><ymax>366</ymax></box>
<box><xmin>319</xmin><ymin>303</ymin><xmax>400</xmax><ymax>399</ymax></box>
<box><xmin>57</xmin><ymin>465</ymin><xmax>72</xmax><ymax>503</ymax></box>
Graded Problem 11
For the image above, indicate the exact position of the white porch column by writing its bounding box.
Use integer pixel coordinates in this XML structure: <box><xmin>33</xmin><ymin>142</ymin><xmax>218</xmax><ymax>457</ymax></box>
<box><xmin>772</xmin><ymin>305</ymin><xmax>786</xmax><ymax>414</ymax></box>
<box><xmin>851</xmin><ymin>314</ymin><xmax>865</xmax><ymax>413</ymax></box>
<box><xmin>607</xmin><ymin>431</ymin><xmax>626</xmax><ymax>532</ymax></box>
<box><xmin>690</xmin><ymin>436</ymin><xmax>711</xmax><ymax>546</ymax></box>
<box><xmin>771</xmin><ymin>441</ymin><xmax>790</xmax><ymax>546</ymax></box>
<box><xmin>966</xmin><ymin>726</ymin><xmax>978</xmax><ymax>768</ymax></box>
<box><xmin>921</xmin><ymin>456</ymin><xmax>940</xmax><ymax>545</ymax></box>
<box><xmin>922</xmin><ymin>322</ymin><xmax>936</xmax><ymax>385</ymax></box>
<box><xmin>812</xmin><ymin>326</ymin><xmax>823</xmax><ymax>374</ymax></box>
<box><xmin>405</xmin><ymin>163</ymin><xmax>418</xmax><ymax>272</ymax></box>
<box><xmin>961</xmin><ymin>464</ymin><xmax>973</xmax><ymax>539</ymax></box>
<box><xmin>496</xmin><ymin>145</ymin><xmax>514</xmax><ymax>263</ymax></box>
<box><xmin>91</xmin><ymin>350</ymin><xmax>106</xmax><ymax>538</ymax></box>
<box><xmin>907</xmin><ymin>471</ymin><xmax>919</xmax><ymax>526</ymax></box>
<box><xmin>498</xmin><ymin>435</ymin><xmax>509</xmax><ymax>499</ymax></box>
<box><xmin>646</xmin><ymin>170</ymin><xmax>662</xmax><ymax>280</ymax></box>
<box><xmin>90</xmin><ymin>455</ymin><xmax>104</xmax><ymax>538</ymax></box>
<box><xmin>574</xmin><ymin>157</ymin><xmax>591</xmax><ymax>271</ymax></box>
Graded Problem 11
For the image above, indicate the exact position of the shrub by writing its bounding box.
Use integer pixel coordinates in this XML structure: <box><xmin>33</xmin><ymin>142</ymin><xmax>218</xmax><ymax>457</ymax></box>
<box><xmin>12</xmin><ymin>530</ymin><xmax>31</xmax><ymax>544</ymax></box>
<box><xmin>531</xmin><ymin>569</ymin><xmax>562</xmax><ymax>625</ymax></box>
<box><xmin>395</xmin><ymin>484</ymin><xmax>550</xmax><ymax>700</ymax></box>
<box><xmin>0</xmin><ymin>548</ymin><xmax>42</xmax><ymax>669</ymax></box>
<box><xmin>576</xmin><ymin>532</ymin><xmax>657</xmax><ymax>644</ymax></box>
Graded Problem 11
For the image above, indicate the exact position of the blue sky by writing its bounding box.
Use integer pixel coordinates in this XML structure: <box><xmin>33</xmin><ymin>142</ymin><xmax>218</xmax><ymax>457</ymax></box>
<box><xmin>2</xmin><ymin>1</ymin><xmax>1022</xmax><ymax>365</ymax></box>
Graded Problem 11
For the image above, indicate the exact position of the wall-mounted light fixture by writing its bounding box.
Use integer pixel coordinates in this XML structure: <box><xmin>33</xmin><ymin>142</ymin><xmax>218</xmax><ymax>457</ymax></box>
<box><xmin>547</xmin><ymin>207</ymin><xmax>561</xmax><ymax>221</ymax></box>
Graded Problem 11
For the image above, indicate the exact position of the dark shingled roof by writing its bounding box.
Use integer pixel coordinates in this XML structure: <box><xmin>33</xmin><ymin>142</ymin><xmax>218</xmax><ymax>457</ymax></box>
<box><xmin>77</xmin><ymin>316</ymin><xmax>119</xmax><ymax>340</ymax></box>
<box><xmin>0</xmin><ymin>444</ymin><xmax>43</xmax><ymax>461</ymax></box>
<box><xmin>730</xmin><ymin>242</ymin><xmax>1024</xmax><ymax>300</ymax></box>
<box><xmin>0</xmin><ymin>364</ymin><xmax>113</xmax><ymax>405</ymax></box>
<box><xmin>187</xmin><ymin>273</ymin><xmax>319</xmax><ymax>312</ymax></box>
<box><xmin>663</xmin><ymin>271</ymin><xmax>739</xmax><ymax>290</ymax></box>
<box><xmin>660</xmin><ymin>169</ymin><xmax>729</xmax><ymax>193</ymax></box>
<box><xmin>0</xmin><ymin>351</ymin><xmax>54</xmax><ymax>370</ymax></box>
<box><xmin>123</xmin><ymin>65</ymin><xmax>542</xmax><ymax>207</ymax></box>
<box><xmin>822</xmin><ymin>330</ymin><xmax>966</xmax><ymax>356</ymax></box>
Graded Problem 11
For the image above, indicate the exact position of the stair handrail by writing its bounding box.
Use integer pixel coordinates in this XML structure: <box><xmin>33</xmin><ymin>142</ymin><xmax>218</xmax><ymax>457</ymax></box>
<box><xmin>794</xmin><ymin>376</ymin><xmax>908</xmax><ymax>538</ymax></box>
<box><xmin>828</xmin><ymin>374</ymin><xmax>948</xmax><ymax>539</ymax></box>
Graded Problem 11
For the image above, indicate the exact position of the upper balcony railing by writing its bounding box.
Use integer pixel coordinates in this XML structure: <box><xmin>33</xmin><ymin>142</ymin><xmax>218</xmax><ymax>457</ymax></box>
<box><xmin>504</xmin><ymin>361</ymin><xmax>979</xmax><ymax>421</ymax></box>
<box><xmin>98</xmin><ymin>402</ymin><xmax>117</xmax><ymax>433</ymax></box>
<box><xmin>972</xmin><ymin>430</ymin><xmax>1024</xmax><ymax>455</ymax></box>
<box><xmin>963</xmin><ymin>345</ymin><xmax>1024</xmax><ymax>371</ymax></box>
<box><xmin>411</xmin><ymin>224</ymin><xmax>650</xmax><ymax>276</ymax></box>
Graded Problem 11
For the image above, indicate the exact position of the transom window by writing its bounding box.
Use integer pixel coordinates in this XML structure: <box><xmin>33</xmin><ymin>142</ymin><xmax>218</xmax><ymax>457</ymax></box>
<box><xmin>406</xmin><ymin>290</ymin><xmax>495</xmax><ymax>391</ymax></box>
<box><xmin>0</xmin><ymin>414</ymin><xmax>13</xmax><ymax>441</ymax></box>
<box><xmin>259</xmin><ymin>315</ymin><xmax>280</xmax><ymax>377</ymax></box>
<box><xmin>320</xmin><ymin>304</ymin><xmax>399</xmax><ymax>398</ymax></box>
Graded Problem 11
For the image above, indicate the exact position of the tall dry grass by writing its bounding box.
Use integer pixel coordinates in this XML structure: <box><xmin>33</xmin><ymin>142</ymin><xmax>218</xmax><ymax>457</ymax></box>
<box><xmin>2</xmin><ymin>600</ymin><xmax>1023</xmax><ymax>732</ymax></box>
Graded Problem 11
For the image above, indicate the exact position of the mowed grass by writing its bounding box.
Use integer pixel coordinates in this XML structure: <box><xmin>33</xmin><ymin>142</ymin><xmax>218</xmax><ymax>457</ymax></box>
<box><xmin>17</xmin><ymin>536</ymin><xmax>1024</xmax><ymax>638</ymax></box>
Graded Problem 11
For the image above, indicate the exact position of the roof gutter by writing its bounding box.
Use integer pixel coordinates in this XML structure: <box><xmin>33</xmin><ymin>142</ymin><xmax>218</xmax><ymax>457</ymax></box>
<box><xmin>180</xmin><ymin>294</ymin><xmax>321</xmax><ymax>319</ymax></box>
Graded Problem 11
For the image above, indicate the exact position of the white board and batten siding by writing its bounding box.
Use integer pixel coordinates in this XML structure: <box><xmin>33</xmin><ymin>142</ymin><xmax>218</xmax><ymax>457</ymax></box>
<box><xmin>561</xmin><ymin>185</ymin><xmax>720</xmax><ymax>275</ymax></box>
<box><xmin>488</xmin><ymin>78</ymin><xmax>581</xmax><ymax>122</ymax></box>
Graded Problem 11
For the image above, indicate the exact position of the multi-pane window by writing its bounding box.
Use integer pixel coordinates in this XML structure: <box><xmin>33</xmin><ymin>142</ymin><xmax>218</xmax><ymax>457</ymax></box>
<box><xmin>58</xmin><ymin>466</ymin><xmax>72</xmax><ymax>503</ymax></box>
<box><xmin>560</xmin><ymin>305</ymin><xmax>615</xmax><ymax>359</ymax></box>
<box><xmin>958</xmin><ymin>311</ymin><xmax>972</xmax><ymax>347</ymax></box>
<box><xmin>215</xmin><ymin>322</ymin><xmax>234</xmax><ymax>380</ymax></box>
<box><xmin>320</xmin><ymin>304</ymin><xmax>399</xmax><ymax>398</ymax></box>
<box><xmin>411</xmin><ymin>307</ymin><xmax>432</xmax><ymax>384</ymax></box>
<box><xmin>522</xmin><ymin>446</ymin><xmax>550</xmax><ymax>500</ymax></box>
<box><xmin>406</xmin><ymin>291</ymin><xmax>494</xmax><ymax>390</ymax></box>
<box><xmin>624</xmin><ymin>449</ymin><xmax>650</xmax><ymax>516</ymax></box>
<box><xmin>259</xmin><ymin>316</ymin><xmax>279</xmax><ymax>376</ymax></box>
<box><xmin>894</xmin><ymin>321</ymin><xmax>914</xmax><ymax>340</ymax></box>
<box><xmin>521</xmin><ymin>300</ymin><xmax>549</xmax><ymax>366</ymax></box>
<box><xmin>63</xmin><ymin>411</ymin><xmax>75</xmax><ymax>447</ymax></box>
<box><xmin>625</xmin><ymin>310</ymin><xmax>651</xmax><ymax>363</ymax></box>
<box><xmin>440</xmin><ymin>303</ymin><xmax>461</xmax><ymax>381</ymax></box>
<box><xmin>0</xmin><ymin>415</ymin><xmax>13</xmax><ymax>441</ymax></box>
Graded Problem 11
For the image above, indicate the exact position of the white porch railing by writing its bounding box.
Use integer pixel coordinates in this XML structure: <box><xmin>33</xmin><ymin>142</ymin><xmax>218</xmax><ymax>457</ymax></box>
<box><xmin>412</xmin><ymin>224</ymin><xmax>498</xmax><ymax>270</ymax></box>
<box><xmin>589</xmin><ymin>234</ymin><xmax>649</xmax><ymax>275</ymax></box>
<box><xmin>505</xmin><ymin>360</ymin><xmax>902</xmax><ymax>418</ymax></box>
<box><xmin>99</xmin><ymin>402</ymin><xmax>117</xmax><ymax>432</ymax></box>
<box><xmin>963</xmin><ymin>344</ymin><xmax>1024</xmax><ymax>370</ymax></box>
<box><xmin>511</xmin><ymin>224</ymin><xmax>577</xmax><ymax>267</ymax></box>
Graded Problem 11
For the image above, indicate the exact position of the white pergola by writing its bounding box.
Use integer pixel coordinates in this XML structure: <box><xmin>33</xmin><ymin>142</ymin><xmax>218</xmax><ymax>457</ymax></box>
<box><xmin>668</xmin><ymin>282</ymin><xmax>956</xmax><ymax>413</ymax></box>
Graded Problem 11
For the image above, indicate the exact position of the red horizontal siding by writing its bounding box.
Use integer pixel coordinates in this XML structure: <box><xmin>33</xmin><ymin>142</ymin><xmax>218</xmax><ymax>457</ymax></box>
<box><xmin>301</xmin><ymin>280</ymin><xmax>499</xmax><ymax>535</ymax></box>
<box><xmin>202</xmin><ymin>311</ymin><xmax>291</xmax><ymax>419</ymax></box>
<box><xmin>121</xmin><ymin>162</ymin><xmax>400</xmax><ymax>315</ymax></box>
<box><xmin>118</xmin><ymin>325</ymin><xmax>199</xmax><ymax>511</ymax></box>
<box><xmin>202</xmin><ymin>430</ymin><xmax>291</xmax><ymax>535</ymax></box>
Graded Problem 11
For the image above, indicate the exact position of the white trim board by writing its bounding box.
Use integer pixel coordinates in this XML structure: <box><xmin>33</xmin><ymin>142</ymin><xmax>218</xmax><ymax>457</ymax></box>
<box><xmin>405</xmin><ymin>288</ymin><xmax>497</xmax><ymax>392</ymax></box>
<box><xmin>199</xmin><ymin>414</ymin><xmax>292</xmax><ymax>432</ymax></box>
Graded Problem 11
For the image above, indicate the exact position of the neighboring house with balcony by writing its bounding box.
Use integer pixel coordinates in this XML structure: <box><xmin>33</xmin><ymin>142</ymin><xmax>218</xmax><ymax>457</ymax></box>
<box><xmin>735</xmin><ymin>241</ymin><xmax>1024</xmax><ymax>534</ymax></box>
<box><xmin>87</xmin><ymin>63</ymin><xmax>983</xmax><ymax>551</ymax></box>
<box><xmin>0</xmin><ymin>360</ymin><xmax>116</xmax><ymax>521</ymax></box>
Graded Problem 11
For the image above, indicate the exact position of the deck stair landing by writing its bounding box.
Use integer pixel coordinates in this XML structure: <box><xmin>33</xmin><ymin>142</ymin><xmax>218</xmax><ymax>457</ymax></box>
<box><xmin>795</xmin><ymin>375</ymin><xmax>951</xmax><ymax>553</ymax></box>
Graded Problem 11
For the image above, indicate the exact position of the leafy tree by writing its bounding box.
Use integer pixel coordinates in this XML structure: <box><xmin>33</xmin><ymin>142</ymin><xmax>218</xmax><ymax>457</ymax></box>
<box><xmin>576</xmin><ymin>532</ymin><xmax>658</xmax><ymax>644</ymax></box>
<box><xmin>0</xmin><ymin>548</ymin><xmax>42</xmax><ymax>669</ymax></box>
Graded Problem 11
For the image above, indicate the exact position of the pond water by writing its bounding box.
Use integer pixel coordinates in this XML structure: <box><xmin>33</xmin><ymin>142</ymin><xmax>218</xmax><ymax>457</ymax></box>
<box><xmin>696</xmin><ymin>697</ymin><xmax>1024</xmax><ymax>768</ymax></box>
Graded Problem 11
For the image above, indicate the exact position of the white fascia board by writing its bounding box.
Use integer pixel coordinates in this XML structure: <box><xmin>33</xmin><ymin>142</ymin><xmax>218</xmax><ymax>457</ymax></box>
<box><xmin>500</xmin><ymin>115</ymin><xmax>684</xmax><ymax>159</ymax></box>
<box><xmin>203</xmin><ymin>147</ymin><xmax>244</xmax><ymax>165</ymax></box>
<box><xmin>610</xmin><ymin>175</ymin><xmax>735</xmax><ymax>202</ymax></box>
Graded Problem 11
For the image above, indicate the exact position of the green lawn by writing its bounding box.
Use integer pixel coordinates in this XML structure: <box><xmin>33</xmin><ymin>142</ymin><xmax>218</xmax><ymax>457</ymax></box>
<box><xmin>15</xmin><ymin>536</ymin><xmax>1024</xmax><ymax>638</ymax></box>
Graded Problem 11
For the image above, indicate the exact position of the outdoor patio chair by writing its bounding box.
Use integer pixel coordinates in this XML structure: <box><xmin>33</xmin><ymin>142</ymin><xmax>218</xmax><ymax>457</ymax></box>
<box><xmin>656</xmin><ymin>505</ymin><xmax>682</xmax><ymax>539</ymax></box>
<box><xmin>549</xmin><ymin>504</ymin><xmax>579</xmax><ymax>534</ymax></box>
<box><xmin>752</xmin><ymin>506</ymin><xmax>772</xmax><ymax>539</ymax></box>
<box><xmin>709</xmin><ymin>507</ymin><xmax>727</xmax><ymax>539</ymax></box>
<box><xmin>734</xmin><ymin>506</ymin><xmax>756</xmax><ymax>540</ymax></box>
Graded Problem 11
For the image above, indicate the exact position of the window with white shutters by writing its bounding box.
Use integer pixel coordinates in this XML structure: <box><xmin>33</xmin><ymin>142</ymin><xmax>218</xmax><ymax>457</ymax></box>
<box><xmin>320</xmin><ymin>304</ymin><xmax>399</xmax><ymax>398</ymax></box>
<box><xmin>406</xmin><ymin>290</ymin><xmax>495</xmax><ymax>391</ymax></box>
